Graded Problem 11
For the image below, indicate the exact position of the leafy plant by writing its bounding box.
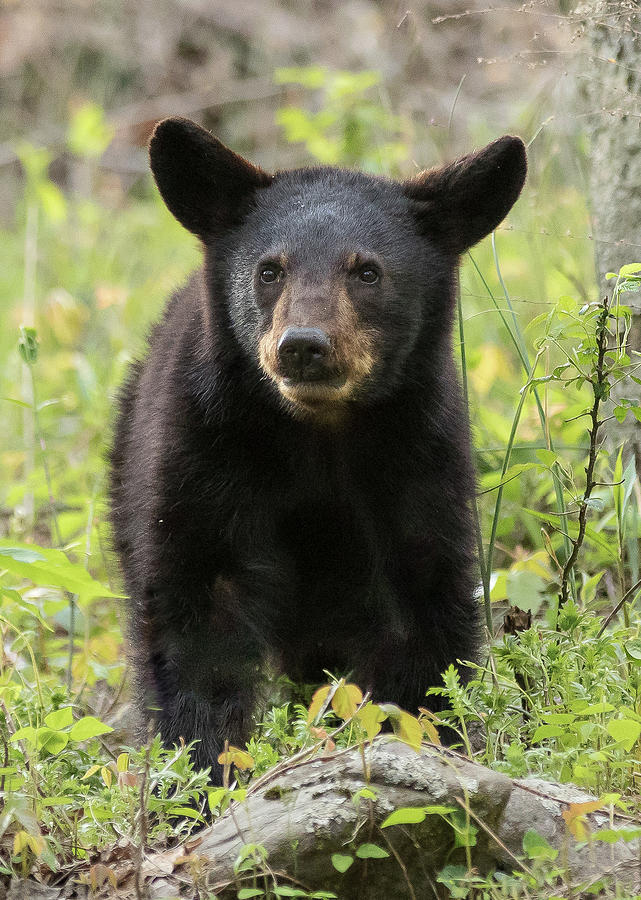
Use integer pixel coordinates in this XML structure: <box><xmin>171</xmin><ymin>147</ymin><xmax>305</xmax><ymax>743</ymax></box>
<box><xmin>275</xmin><ymin>67</ymin><xmax>408</xmax><ymax>174</ymax></box>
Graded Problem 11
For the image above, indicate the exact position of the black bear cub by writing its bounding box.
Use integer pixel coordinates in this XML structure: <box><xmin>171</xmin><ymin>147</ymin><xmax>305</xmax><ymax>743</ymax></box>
<box><xmin>109</xmin><ymin>117</ymin><xmax>526</xmax><ymax>782</ymax></box>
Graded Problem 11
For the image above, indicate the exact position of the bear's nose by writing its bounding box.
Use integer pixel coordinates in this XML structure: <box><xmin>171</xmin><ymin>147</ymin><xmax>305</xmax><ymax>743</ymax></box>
<box><xmin>277</xmin><ymin>327</ymin><xmax>331</xmax><ymax>380</ymax></box>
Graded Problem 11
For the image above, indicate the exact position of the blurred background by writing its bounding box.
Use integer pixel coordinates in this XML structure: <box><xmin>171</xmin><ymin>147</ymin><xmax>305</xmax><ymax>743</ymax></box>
<box><xmin>1</xmin><ymin>0</ymin><xmax>640</xmax><ymax>708</ymax></box>
<box><xmin>0</xmin><ymin>0</ymin><xmax>577</xmax><ymax>175</ymax></box>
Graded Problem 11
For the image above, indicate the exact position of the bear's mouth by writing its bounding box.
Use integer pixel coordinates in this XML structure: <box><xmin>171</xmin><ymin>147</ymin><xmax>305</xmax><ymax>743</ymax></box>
<box><xmin>278</xmin><ymin>374</ymin><xmax>350</xmax><ymax>409</ymax></box>
<box><xmin>282</xmin><ymin>373</ymin><xmax>347</xmax><ymax>390</ymax></box>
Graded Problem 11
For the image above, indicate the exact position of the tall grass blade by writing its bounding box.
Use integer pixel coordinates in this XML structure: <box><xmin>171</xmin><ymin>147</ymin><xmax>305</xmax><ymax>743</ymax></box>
<box><xmin>457</xmin><ymin>285</ymin><xmax>492</xmax><ymax>632</ymax></box>
<box><xmin>468</xmin><ymin>242</ymin><xmax>575</xmax><ymax>599</ymax></box>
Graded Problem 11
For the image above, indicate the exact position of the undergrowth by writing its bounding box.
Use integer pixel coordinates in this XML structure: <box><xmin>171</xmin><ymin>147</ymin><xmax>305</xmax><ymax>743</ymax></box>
<box><xmin>1</xmin><ymin>70</ymin><xmax>640</xmax><ymax>898</ymax></box>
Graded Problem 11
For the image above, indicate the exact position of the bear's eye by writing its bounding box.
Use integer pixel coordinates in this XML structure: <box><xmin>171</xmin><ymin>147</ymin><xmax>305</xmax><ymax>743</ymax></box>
<box><xmin>259</xmin><ymin>265</ymin><xmax>283</xmax><ymax>285</ymax></box>
<box><xmin>359</xmin><ymin>266</ymin><xmax>379</xmax><ymax>284</ymax></box>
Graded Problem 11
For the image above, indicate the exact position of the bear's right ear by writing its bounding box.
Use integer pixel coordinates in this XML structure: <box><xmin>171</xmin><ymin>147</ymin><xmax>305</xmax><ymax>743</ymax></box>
<box><xmin>149</xmin><ymin>117</ymin><xmax>272</xmax><ymax>238</ymax></box>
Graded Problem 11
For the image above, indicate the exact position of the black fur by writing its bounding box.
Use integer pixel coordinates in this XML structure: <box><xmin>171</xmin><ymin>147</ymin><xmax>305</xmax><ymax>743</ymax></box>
<box><xmin>109</xmin><ymin>118</ymin><xmax>526</xmax><ymax>782</ymax></box>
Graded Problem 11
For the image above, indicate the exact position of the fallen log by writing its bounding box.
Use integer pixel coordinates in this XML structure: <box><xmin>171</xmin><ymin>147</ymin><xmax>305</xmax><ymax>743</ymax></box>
<box><xmin>136</xmin><ymin>737</ymin><xmax>641</xmax><ymax>899</ymax></box>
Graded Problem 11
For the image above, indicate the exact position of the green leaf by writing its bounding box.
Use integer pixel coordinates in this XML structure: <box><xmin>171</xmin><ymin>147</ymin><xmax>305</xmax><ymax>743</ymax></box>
<box><xmin>0</xmin><ymin>541</ymin><xmax>122</xmax><ymax>604</ymax></box>
<box><xmin>38</xmin><ymin>729</ymin><xmax>69</xmax><ymax>754</ymax></box>
<box><xmin>594</xmin><ymin>826</ymin><xmax>641</xmax><ymax>843</ymax></box>
<box><xmin>44</xmin><ymin>707</ymin><xmax>73</xmax><ymax>730</ymax></box>
<box><xmin>36</xmin><ymin>181</ymin><xmax>66</xmax><ymax>223</ymax></box>
<box><xmin>583</xmin><ymin>524</ymin><xmax>618</xmax><ymax>559</ymax></box>
<box><xmin>69</xmin><ymin>716</ymin><xmax>113</xmax><ymax>742</ymax></box>
<box><xmin>380</xmin><ymin>703</ymin><xmax>423</xmax><ymax>750</ymax></box>
<box><xmin>217</xmin><ymin>746</ymin><xmax>254</xmax><ymax>771</ymax></box>
<box><xmin>393</xmin><ymin>710</ymin><xmax>423</xmax><ymax>751</ymax></box>
<box><xmin>41</xmin><ymin>797</ymin><xmax>75</xmax><ymax>807</ymax></box>
<box><xmin>570</xmin><ymin>701</ymin><xmax>614</xmax><ymax>715</ymax></box>
<box><xmin>581</xmin><ymin>571</ymin><xmax>605</xmax><ymax>605</ymax></box>
<box><xmin>355</xmin><ymin>843</ymin><xmax>389</xmax><ymax>859</ymax></box>
<box><xmin>237</xmin><ymin>890</ymin><xmax>264</xmax><ymax>899</ymax></box>
<box><xmin>522</xmin><ymin>508</ymin><xmax>563</xmax><ymax>526</ymax></box>
<box><xmin>1</xmin><ymin>397</ymin><xmax>32</xmax><ymax>409</ymax></box>
<box><xmin>532</xmin><ymin>724</ymin><xmax>565</xmax><ymax>742</ymax></box>
<box><xmin>18</xmin><ymin>327</ymin><xmax>38</xmax><ymax>365</ymax></box>
<box><xmin>618</xmin><ymin>278</ymin><xmax>641</xmax><ymax>294</ymax></box>
<box><xmin>606</xmin><ymin>719</ymin><xmax>641</xmax><ymax>752</ymax></box>
<box><xmin>15</xmin><ymin>143</ymin><xmax>51</xmax><ymax>185</ymax></box>
<box><xmin>0</xmin><ymin>547</ymin><xmax>45</xmax><ymax>563</ymax></box>
<box><xmin>541</xmin><ymin>712</ymin><xmax>576</xmax><ymax>725</ymax></box>
<box><xmin>490</xmin><ymin>572</ymin><xmax>508</xmax><ymax>602</ymax></box>
<box><xmin>451</xmin><ymin>813</ymin><xmax>477</xmax><ymax>849</ymax></box>
<box><xmin>506</xmin><ymin>569</ymin><xmax>546</xmax><ymax>615</ymax></box>
<box><xmin>274</xmin><ymin>66</ymin><xmax>327</xmax><ymax>88</ymax></box>
<box><xmin>207</xmin><ymin>787</ymin><xmax>228</xmax><ymax>812</ymax></box>
<box><xmin>522</xmin><ymin>829</ymin><xmax>559</xmax><ymax>860</ymax></box>
<box><xmin>307</xmin><ymin>685</ymin><xmax>331</xmax><ymax>724</ymax></box>
<box><xmin>0</xmin><ymin>588</ymin><xmax>53</xmax><ymax>630</ymax></box>
<box><xmin>614</xmin><ymin>446</ymin><xmax>624</xmax><ymax>529</ymax></box>
<box><xmin>625</xmin><ymin>640</ymin><xmax>641</xmax><ymax>662</ymax></box>
<box><xmin>331</xmin><ymin>683</ymin><xmax>362</xmax><ymax>720</ymax></box>
<box><xmin>436</xmin><ymin>865</ymin><xmax>469</xmax><ymax>896</ymax></box>
<box><xmin>166</xmin><ymin>806</ymin><xmax>203</xmax><ymax>820</ymax></box>
<box><xmin>536</xmin><ymin>449</ymin><xmax>558</xmax><ymax>467</ymax></box>
<box><xmin>273</xmin><ymin>888</ymin><xmax>308</xmax><ymax>897</ymax></box>
<box><xmin>10</xmin><ymin>726</ymin><xmax>37</xmax><ymax>744</ymax></box>
<box><xmin>622</xmin><ymin>453</ymin><xmax>637</xmax><ymax>525</ymax></box>
<box><xmin>481</xmin><ymin>462</ymin><xmax>538</xmax><ymax>493</ymax></box>
<box><xmin>66</xmin><ymin>102</ymin><xmax>114</xmax><ymax>159</ymax></box>
<box><xmin>353</xmin><ymin>787</ymin><xmax>378</xmax><ymax>803</ymax></box>
<box><xmin>618</xmin><ymin>263</ymin><xmax>641</xmax><ymax>276</ymax></box>
<box><xmin>331</xmin><ymin>853</ymin><xmax>354</xmax><ymax>873</ymax></box>
<box><xmin>522</xmin><ymin>511</ymin><xmax>616</xmax><ymax>559</ymax></box>
<box><xmin>356</xmin><ymin>702</ymin><xmax>387</xmax><ymax>739</ymax></box>
<box><xmin>381</xmin><ymin>807</ymin><xmax>427</xmax><ymax>827</ymax></box>
<box><xmin>328</xmin><ymin>70</ymin><xmax>381</xmax><ymax>99</ymax></box>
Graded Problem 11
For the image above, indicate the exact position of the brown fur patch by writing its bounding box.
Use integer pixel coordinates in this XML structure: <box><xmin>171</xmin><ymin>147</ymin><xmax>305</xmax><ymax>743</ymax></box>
<box><xmin>258</xmin><ymin>281</ymin><xmax>291</xmax><ymax>382</ymax></box>
<box><xmin>258</xmin><ymin>283</ymin><xmax>377</xmax><ymax>424</ymax></box>
<box><xmin>335</xmin><ymin>287</ymin><xmax>375</xmax><ymax>383</ymax></box>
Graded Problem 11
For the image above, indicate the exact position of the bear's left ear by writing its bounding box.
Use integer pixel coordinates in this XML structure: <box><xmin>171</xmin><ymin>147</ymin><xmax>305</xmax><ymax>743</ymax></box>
<box><xmin>149</xmin><ymin>117</ymin><xmax>273</xmax><ymax>239</ymax></box>
<box><xmin>403</xmin><ymin>136</ymin><xmax>527</xmax><ymax>254</ymax></box>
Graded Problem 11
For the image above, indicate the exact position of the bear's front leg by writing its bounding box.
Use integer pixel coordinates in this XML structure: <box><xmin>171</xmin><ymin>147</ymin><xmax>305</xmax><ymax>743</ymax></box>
<box><xmin>130</xmin><ymin>576</ymin><xmax>265</xmax><ymax>783</ymax></box>
<box><xmin>355</xmin><ymin>541</ymin><xmax>479</xmax><ymax>720</ymax></box>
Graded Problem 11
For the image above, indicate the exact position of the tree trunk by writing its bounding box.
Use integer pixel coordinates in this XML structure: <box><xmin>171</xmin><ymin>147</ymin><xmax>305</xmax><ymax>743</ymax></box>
<box><xmin>578</xmin><ymin>0</ymin><xmax>641</xmax><ymax>461</ymax></box>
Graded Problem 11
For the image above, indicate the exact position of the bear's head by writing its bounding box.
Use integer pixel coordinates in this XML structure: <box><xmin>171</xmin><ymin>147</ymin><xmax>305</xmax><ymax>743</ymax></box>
<box><xmin>149</xmin><ymin>117</ymin><xmax>526</xmax><ymax>423</ymax></box>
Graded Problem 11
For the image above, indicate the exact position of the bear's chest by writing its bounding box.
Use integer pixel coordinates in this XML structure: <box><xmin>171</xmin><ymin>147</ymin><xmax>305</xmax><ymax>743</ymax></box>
<box><xmin>276</xmin><ymin>496</ymin><xmax>375</xmax><ymax>580</ymax></box>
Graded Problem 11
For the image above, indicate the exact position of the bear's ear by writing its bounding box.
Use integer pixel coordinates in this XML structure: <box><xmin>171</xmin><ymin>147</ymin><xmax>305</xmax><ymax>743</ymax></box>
<box><xmin>149</xmin><ymin>117</ymin><xmax>273</xmax><ymax>238</ymax></box>
<box><xmin>403</xmin><ymin>136</ymin><xmax>526</xmax><ymax>254</ymax></box>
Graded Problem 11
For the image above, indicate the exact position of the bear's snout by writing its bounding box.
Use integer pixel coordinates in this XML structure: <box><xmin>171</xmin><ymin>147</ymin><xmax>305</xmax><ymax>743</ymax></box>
<box><xmin>277</xmin><ymin>326</ymin><xmax>332</xmax><ymax>382</ymax></box>
<box><xmin>258</xmin><ymin>283</ymin><xmax>378</xmax><ymax>419</ymax></box>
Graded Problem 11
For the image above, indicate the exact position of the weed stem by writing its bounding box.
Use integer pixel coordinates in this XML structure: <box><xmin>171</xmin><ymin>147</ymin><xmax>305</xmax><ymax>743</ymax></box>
<box><xmin>559</xmin><ymin>297</ymin><xmax>610</xmax><ymax>608</ymax></box>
